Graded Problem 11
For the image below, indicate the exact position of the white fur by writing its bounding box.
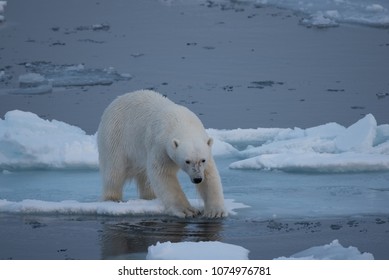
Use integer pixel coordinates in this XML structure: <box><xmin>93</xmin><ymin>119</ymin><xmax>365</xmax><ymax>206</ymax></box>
<box><xmin>97</xmin><ymin>90</ymin><xmax>227</xmax><ymax>218</ymax></box>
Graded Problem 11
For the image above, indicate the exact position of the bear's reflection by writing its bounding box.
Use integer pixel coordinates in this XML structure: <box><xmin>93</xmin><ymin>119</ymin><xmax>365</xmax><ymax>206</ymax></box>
<box><xmin>100</xmin><ymin>216</ymin><xmax>224</xmax><ymax>259</ymax></box>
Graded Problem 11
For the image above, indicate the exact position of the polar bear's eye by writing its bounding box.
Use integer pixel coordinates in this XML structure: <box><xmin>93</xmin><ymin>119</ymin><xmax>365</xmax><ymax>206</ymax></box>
<box><xmin>185</xmin><ymin>160</ymin><xmax>191</xmax><ymax>164</ymax></box>
<box><xmin>201</xmin><ymin>159</ymin><xmax>206</xmax><ymax>163</ymax></box>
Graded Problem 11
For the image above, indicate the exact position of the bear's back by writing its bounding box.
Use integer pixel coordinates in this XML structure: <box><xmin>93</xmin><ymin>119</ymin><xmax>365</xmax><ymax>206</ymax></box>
<box><xmin>119</xmin><ymin>90</ymin><xmax>203</xmax><ymax>129</ymax></box>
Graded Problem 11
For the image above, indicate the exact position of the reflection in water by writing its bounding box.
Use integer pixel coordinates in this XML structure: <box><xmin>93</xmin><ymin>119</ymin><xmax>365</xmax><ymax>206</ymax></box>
<box><xmin>100</xmin><ymin>217</ymin><xmax>224</xmax><ymax>259</ymax></box>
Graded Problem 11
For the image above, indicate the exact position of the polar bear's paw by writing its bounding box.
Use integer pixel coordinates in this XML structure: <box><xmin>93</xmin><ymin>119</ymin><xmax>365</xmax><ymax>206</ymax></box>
<box><xmin>169</xmin><ymin>205</ymin><xmax>201</xmax><ymax>218</ymax></box>
<box><xmin>203</xmin><ymin>206</ymin><xmax>228</xmax><ymax>219</ymax></box>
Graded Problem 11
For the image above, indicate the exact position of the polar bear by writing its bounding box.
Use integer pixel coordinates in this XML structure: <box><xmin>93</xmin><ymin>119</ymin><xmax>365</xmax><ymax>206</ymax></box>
<box><xmin>97</xmin><ymin>90</ymin><xmax>227</xmax><ymax>218</ymax></box>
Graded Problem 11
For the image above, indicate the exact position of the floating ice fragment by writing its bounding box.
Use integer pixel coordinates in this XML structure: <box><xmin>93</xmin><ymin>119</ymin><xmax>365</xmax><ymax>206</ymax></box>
<box><xmin>375</xmin><ymin>124</ymin><xmax>389</xmax><ymax>146</ymax></box>
<box><xmin>91</xmin><ymin>23</ymin><xmax>110</xmax><ymax>31</ymax></box>
<box><xmin>0</xmin><ymin>1</ymin><xmax>6</xmax><ymax>23</ymax></box>
<box><xmin>147</xmin><ymin>241</ymin><xmax>250</xmax><ymax>260</ymax></box>
<box><xmin>256</xmin><ymin>0</ymin><xmax>389</xmax><ymax>28</ymax></box>
<box><xmin>22</xmin><ymin>61</ymin><xmax>131</xmax><ymax>87</ymax></box>
<box><xmin>0</xmin><ymin>1</ymin><xmax>6</xmax><ymax>13</ymax></box>
<box><xmin>275</xmin><ymin>239</ymin><xmax>374</xmax><ymax>260</ymax></box>
<box><xmin>10</xmin><ymin>73</ymin><xmax>53</xmax><ymax>94</ymax></box>
<box><xmin>10</xmin><ymin>85</ymin><xmax>53</xmax><ymax>95</ymax></box>
<box><xmin>305</xmin><ymin>122</ymin><xmax>345</xmax><ymax>139</ymax></box>
<box><xmin>226</xmin><ymin>114</ymin><xmax>389</xmax><ymax>173</ymax></box>
<box><xmin>335</xmin><ymin>114</ymin><xmax>377</xmax><ymax>152</ymax></box>
<box><xmin>366</xmin><ymin>4</ymin><xmax>384</xmax><ymax>13</ymax></box>
<box><xmin>229</xmin><ymin>152</ymin><xmax>389</xmax><ymax>173</ymax></box>
<box><xmin>0</xmin><ymin>110</ymin><xmax>98</xmax><ymax>170</ymax></box>
<box><xmin>300</xmin><ymin>12</ymin><xmax>339</xmax><ymax>28</ymax></box>
<box><xmin>18</xmin><ymin>73</ymin><xmax>47</xmax><ymax>87</ymax></box>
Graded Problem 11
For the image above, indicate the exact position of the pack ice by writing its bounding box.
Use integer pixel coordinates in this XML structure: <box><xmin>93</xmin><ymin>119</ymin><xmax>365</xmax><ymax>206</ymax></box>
<box><xmin>225</xmin><ymin>114</ymin><xmax>389</xmax><ymax>173</ymax></box>
<box><xmin>0</xmin><ymin>110</ymin><xmax>388</xmax><ymax>172</ymax></box>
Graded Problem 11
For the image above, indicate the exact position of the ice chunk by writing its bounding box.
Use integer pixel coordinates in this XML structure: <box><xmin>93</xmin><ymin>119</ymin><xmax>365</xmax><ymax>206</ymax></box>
<box><xmin>9</xmin><ymin>73</ymin><xmax>53</xmax><ymax>95</ymax></box>
<box><xmin>240</xmin><ymin>137</ymin><xmax>336</xmax><ymax>158</ymax></box>
<box><xmin>300</xmin><ymin>12</ymin><xmax>339</xmax><ymax>28</ymax></box>
<box><xmin>228</xmin><ymin>115</ymin><xmax>389</xmax><ymax>172</ymax></box>
<box><xmin>23</xmin><ymin>62</ymin><xmax>131</xmax><ymax>87</ymax></box>
<box><xmin>335</xmin><ymin>114</ymin><xmax>377</xmax><ymax>152</ymax></box>
<box><xmin>0</xmin><ymin>110</ymin><xmax>98</xmax><ymax>170</ymax></box>
<box><xmin>229</xmin><ymin>152</ymin><xmax>389</xmax><ymax>173</ymax></box>
<box><xmin>305</xmin><ymin>122</ymin><xmax>345</xmax><ymax>139</ymax></box>
<box><xmin>256</xmin><ymin>0</ymin><xmax>389</xmax><ymax>27</ymax></box>
<box><xmin>375</xmin><ymin>124</ymin><xmax>389</xmax><ymax>146</ymax></box>
<box><xmin>91</xmin><ymin>23</ymin><xmax>110</xmax><ymax>31</ymax></box>
<box><xmin>10</xmin><ymin>85</ymin><xmax>53</xmax><ymax>95</ymax></box>
<box><xmin>18</xmin><ymin>73</ymin><xmax>47</xmax><ymax>87</ymax></box>
<box><xmin>366</xmin><ymin>4</ymin><xmax>385</xmax><ymax>13</ymax></box>
<box><xmin>275</xmin><ymin>240</ymin><xmax>374</xmax><ymax>260</ymax></box>
<box><xmin>207</xmin><ymin>127</ymin><xmax>284</xmax><ymax>145</ymax></box>
<box><xmin>146</xmin><ymin>241</ymin><xmax>249</xmax><ymax>260</ymax></box>
<box><xmin>0</xmin><ymin>1</ymin><xmax>6</xmax><ymax>23</ymax></box>
<box><xmin>211</xmin><ymin>138</ymin><xmax>238</xmax><ymax>156</ymax></box>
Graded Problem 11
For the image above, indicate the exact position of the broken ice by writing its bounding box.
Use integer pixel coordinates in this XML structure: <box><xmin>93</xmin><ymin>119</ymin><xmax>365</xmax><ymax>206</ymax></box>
<box><xmin>23</xmin><ymin>62</ymin><xmax>131</xmax><ymax>87</ymax></box>
<box><xmin>8</xmin><ymin>62</ymin><xmax>132</xmax><ymax>94</ymax></box>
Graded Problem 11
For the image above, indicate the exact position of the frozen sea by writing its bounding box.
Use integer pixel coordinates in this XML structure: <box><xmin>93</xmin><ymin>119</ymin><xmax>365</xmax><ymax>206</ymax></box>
<box><xmin>0</xmin><ymin>0</ymin><xmax>389</xmax><ymax>260</ymax></box>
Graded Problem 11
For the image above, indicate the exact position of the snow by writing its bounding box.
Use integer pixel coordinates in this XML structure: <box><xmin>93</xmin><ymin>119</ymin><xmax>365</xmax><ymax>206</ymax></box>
<box><xmin>0</xmin><ymin>198</ymin><xmax>247</xmax><ymax>216</ymax></box>
<box><xmin>146</xmin><ymin>239</ymin><xmax>373</xmax><ymax>260</ymax></box>
<box><xmin>1</xmin><ymin>111</ymin><xmax>388</xmax><ymax>173</ymax></box>
<box><xmin>275</xmin><ymin>240</ymin><xmax>374</xmax><ymax>260</ymax></box>
<box><xmin>146</xmin><ymin>241</ymin><xmax>250</xmax><ymax>260</ymax></box>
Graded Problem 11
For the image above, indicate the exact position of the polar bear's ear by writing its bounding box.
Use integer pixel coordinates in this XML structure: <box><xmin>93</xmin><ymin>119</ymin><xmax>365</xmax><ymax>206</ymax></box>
<box><xmin>207</xmin><ymin>137</ymin><xmax>213</xmax><ymax>147</ymax></box>
<box><xmin>172</xmin><ymin>139</ymin><xmax>180</xmax><ymax>149</ymax></box>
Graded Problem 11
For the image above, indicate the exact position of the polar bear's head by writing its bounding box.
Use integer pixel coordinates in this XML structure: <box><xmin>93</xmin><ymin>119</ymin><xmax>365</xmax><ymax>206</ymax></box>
<box><xmin>168</xmin><ymin>137</ymin><xmax>213</xmax><ymax>184</ymax></box>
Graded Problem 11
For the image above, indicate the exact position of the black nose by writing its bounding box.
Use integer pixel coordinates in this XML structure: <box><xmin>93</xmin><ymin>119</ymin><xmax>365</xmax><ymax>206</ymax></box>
<box><xmin>193</xmin><ymin>178</ymin><xmax>202</xmax><ymax>184</ymax></box>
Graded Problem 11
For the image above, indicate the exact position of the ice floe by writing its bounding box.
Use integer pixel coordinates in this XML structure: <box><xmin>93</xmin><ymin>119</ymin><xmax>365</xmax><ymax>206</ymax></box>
<box><xmin>0</xmin><ymin>1</ymin><xmax>6</xmax><ymax>23</ymax></box>
<box><xmin>0</xmin><ymin>110</ymin><xmax>98</xmax><ymax>170</ymax></box>
<box><xmin>254</xmin><ymin>0</ymin><xmax>389</xmax><ymax>28</ymax></box>
<box><xmin>0</xmin><ymin>110</ymin><xmax>388</xmax><ymax>173</ymax></box>
<box><xmin>147</xmin><ymin>241</ymin><xmax>250</xmax><ymax>260</ymax></box>
<box><xmin>7</xmin><ymin>62</ymin><xmax>132</xmax><ymax>94</ymax></box>
<box><xmin>0</xmin><ymin>198</ymin><xmax>248</xmax><ymax>216</ymax></box>
<box><xmin>275</xmin><ymin>239</ymin><xmax>374</xmax><ymax>260</ymax></box>
<box><xmin>228</xmin><ymin>114</ymin><xmax>389</xmax><ymax>173</ymax></box>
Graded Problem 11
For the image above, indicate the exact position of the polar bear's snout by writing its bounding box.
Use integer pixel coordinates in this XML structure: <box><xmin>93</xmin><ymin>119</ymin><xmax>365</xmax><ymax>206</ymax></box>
<box><xmin>186</xmin><ymin>160</ymin><xmax>206</xmax><ymax>185</ymax></box>
<box><xmin>188</xmin><ymin>169</ymin><xmax>204</xmax><ymax>184</ymax></box>
<box><xmin>192</xmin><ymin>177</ymin><xmax>203</xmax><ymax>184</ymax></box>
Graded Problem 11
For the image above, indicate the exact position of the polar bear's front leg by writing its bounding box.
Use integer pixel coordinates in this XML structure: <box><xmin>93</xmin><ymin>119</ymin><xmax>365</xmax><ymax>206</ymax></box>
<box><xmin>147</xmin><ymin>164</ymin><xmax>200</xmax><ymax>218</ymax></box>
<box><xmin>196</xmin><ymin>158</ymin><xmax>227</xmax><ymax>218</ymax></box>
